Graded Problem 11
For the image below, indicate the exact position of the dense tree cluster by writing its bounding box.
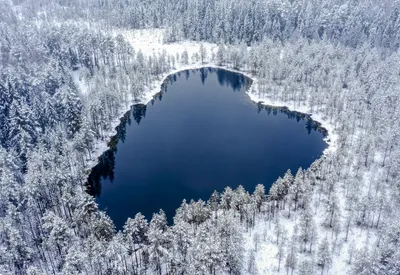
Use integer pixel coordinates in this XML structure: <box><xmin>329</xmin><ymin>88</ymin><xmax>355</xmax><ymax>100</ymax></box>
<box><xmin>12</xmin><ymin>0</ymin><xmax>400</xmax><ymax>50</ymax></box>
<box><xmin>1</xmin><ymin>0</ymin><xmax>400</xmax><ymax>274</ymax></box>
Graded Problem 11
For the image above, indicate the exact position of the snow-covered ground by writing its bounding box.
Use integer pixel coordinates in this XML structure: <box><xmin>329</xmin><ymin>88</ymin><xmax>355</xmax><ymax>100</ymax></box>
<box><xmin>82</xmin><ymin>28</ymin><xmax>355</xmax><ymax>275</ymax></box>
<box><xmin>119</xmin><ymin>29</ymin><xmax>218</xmax><ymax>60</ymax></box>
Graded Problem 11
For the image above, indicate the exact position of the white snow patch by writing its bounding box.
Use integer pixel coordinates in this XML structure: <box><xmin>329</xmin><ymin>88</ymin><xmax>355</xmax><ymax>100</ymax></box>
<box><xmin>118</xmin><ymin>28</ymin><xmax>218</xmax><ymax>60</ymax></box>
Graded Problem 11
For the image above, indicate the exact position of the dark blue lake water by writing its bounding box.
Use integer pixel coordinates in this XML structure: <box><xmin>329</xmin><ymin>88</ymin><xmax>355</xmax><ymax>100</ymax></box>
<box><xmin>87</xmin><ymin>68</ymin><xmax>327</xmax><ymax>229</ymax></box>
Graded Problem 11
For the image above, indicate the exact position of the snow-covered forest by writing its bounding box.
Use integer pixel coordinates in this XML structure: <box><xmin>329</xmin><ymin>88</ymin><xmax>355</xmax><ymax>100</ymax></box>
<box><xmin>1</xmin><ymin>0</ymin><xmax>400</xmax><ymax>274</ymax></box>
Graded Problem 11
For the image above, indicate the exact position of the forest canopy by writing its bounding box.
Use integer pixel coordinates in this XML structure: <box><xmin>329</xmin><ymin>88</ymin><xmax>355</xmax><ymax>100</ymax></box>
<box><xmin>1</xmin><ymin>0</ymin><xmax>400</xmax><ymax>274</ymax></box>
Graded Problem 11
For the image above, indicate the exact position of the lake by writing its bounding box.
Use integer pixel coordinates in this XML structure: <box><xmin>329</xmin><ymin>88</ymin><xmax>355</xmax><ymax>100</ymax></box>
<box><xmin>87</xmin><ymin>67</ymin><xmax>327</xmax><ymax>229</ymax></box>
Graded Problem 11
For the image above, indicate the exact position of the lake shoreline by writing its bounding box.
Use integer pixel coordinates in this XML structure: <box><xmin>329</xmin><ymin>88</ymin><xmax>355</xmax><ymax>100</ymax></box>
<box><xmin>83</xmin><ymin>63</ymin><xmax>337</xmax><ymax>203</ymax></box>
<box><xmin>86</xmin><ymin>66</ymin><xmax>330</xmax><ymax>228</ymax></box>
<box><xmin>86</xmin><ymin>63</ymin><xmax>335</xmax><ymax>174</ymax></box>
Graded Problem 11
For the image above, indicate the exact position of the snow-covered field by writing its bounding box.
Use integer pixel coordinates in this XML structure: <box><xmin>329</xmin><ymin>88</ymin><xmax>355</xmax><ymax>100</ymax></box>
<box><xmin>119</xmin><ymin>29</ymin><xmax>218</xmax><ymax>60</ymax></box>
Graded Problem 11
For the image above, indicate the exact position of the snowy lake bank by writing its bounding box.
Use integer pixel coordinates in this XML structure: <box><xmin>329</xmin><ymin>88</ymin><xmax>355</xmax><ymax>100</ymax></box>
<box><xmin>86</xmin><ymin>67</ymin><xmax>327</xmax><ymax>228</ymax></box>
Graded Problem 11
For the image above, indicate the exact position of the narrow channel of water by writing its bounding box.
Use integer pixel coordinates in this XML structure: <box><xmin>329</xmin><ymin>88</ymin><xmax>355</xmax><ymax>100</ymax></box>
<box><xmin>87</xmin><ymin>68</ymin><xmax>327</xmax><ymax>229</ymax></box>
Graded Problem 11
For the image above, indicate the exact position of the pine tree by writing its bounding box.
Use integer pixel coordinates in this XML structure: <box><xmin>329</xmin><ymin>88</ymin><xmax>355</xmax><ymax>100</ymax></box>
<box><xmin>8</xmin><ymin>96</ymin><xmax>37</xmax><ymax>164</ymax></box>
<box><xmin>299</xmin><ymin>206</ymin><xmax>317</xmax><ymax>252</ymax></box>
<box><xmin>276</xmin><ymin>237</ymin><xmax>285</xmax><ymax>272</ymax></box>
<box><xmin>285</xmin><ymin>232</ymin><xmax>298</xmax><ymax>275</ymax></box>
<box><xmin>207</xmin><ymin>190</ymin><xmax>220</xmax><ymax>218</ymax></box>
<box><xmin>181</xmin><ymin>49</ymin><xmax>189</xmax><ymax>65</ymax></box>
<box><xmin>218</xmin><ymin>211</ymin><xmax>243</xmax><ymax>275</ymax></box>
<box><xmin>62</xmin><ymin>245</ymin><xmax>88</xmax><ymax>274</ymax></box>
<box><xmin>253</xmin><ymin>184</ymin><xmax>266</xmax><ymax>213</ymax></box>
<box><xmin>199</xmin><ymin>43</ymin><xmax>207</xmax><ymax>64</ymax></box>
<box><xmin>148</xmin><ymin>210</ymin><xmax>171</xmax><ymax>275</ymax></box>
<box><xmin>55</xmin><ymin>86</ymin><xmax>83</xmax><ymax>138</ymax></box>
<box><xmin>123</xmin><ymin>213</ymin><xmax>148</xmax><ymax>271</ymax></box>
<box><xmin>42</xmin><ymin>210</ymin><xmax>73</xmax><ymax>257</ymax></box>
<box><xmin>221</xmin><ymin>186</ymin><xmax>234</xmax><ymax>211</ymax></box>
<box><xmin>216</xmin><ymin>44</ymin><xmax>225</xmax><ymax>65</ymax></box>
<box><xmin>317</xmin><ymin>237</ymin><xmax>332</xmax><ymax>275</ymax></box>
